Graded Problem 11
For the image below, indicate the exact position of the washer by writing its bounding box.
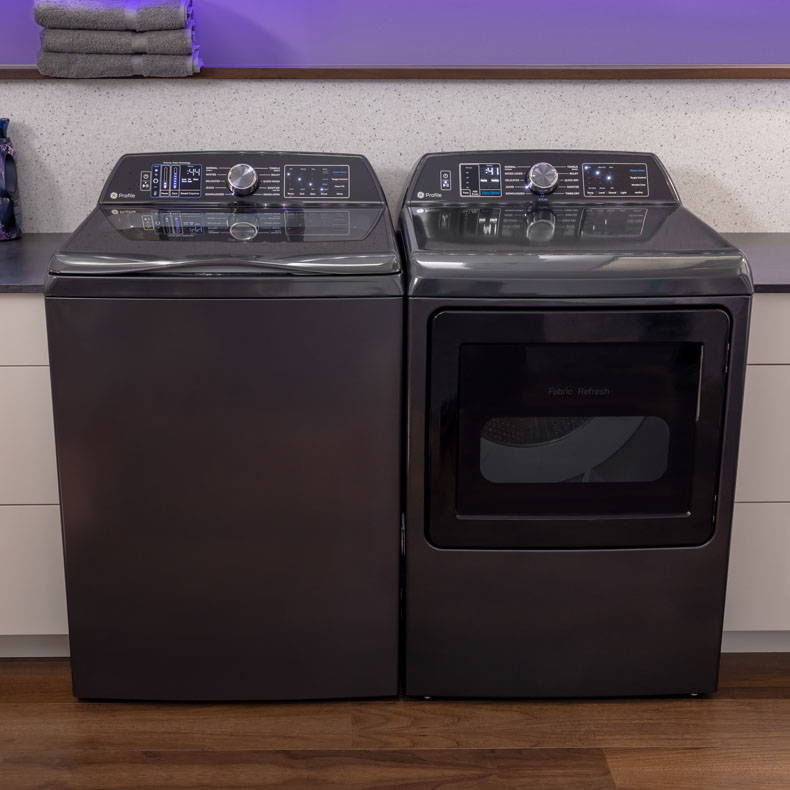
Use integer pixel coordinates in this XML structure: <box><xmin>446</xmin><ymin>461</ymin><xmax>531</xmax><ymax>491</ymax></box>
<box><xmin>46</xmin><ymin>151</ymin><xmax>402</xmax><ymax>701</ymax></box>
<box><xmin>401</xmin><ymin>150</ymin><xmax>752</xmax><ymax>698</ymax></box>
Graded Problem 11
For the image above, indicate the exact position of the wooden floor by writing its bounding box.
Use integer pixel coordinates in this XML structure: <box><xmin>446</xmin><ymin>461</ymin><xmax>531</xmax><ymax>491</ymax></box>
<box><xmin>1</xmin><ymin>655</ymin><xmax>789</xmax><ymax>789</ymax></box>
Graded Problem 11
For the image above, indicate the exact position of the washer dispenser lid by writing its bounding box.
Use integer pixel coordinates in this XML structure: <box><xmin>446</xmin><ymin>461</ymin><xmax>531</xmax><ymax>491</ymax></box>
<box><xmin>53</xmin><ymin>205</ymin><xmax>397</xmax><ymax>276</ymax></box>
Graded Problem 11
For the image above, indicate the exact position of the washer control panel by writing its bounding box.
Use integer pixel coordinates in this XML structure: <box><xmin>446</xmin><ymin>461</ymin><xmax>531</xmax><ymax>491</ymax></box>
<box><xmin>283</xmin><ymin>164</ymin><xmax>350</xmax><ymax>199</ymax></box>
<box><xmin>406</xmin><ymin>151</ymin><xmax>678</xmax><ymax>204</ymax></box>
<box><xmin>100</xmin><ymin>152</ymin><xmax>383</xmax><ymax>205</ymax></box>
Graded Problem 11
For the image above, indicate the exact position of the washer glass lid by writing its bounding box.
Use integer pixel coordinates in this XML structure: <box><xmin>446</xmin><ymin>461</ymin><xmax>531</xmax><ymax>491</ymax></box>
<box><xmin>52</xmin><ymin>206</ymin><xmax>400</xmax><ymax>276</ymax></box>
<box><xmin>104</xmin><ymin>206</ymin><xmax>383</xmax><ymax>244</ymax></box>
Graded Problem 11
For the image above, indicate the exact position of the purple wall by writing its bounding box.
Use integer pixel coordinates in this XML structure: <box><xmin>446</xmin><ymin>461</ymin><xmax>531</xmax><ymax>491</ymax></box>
<box><xmin>2</xmin><ymin>0</ymin><xmax>789</xmax><ymax>67</ymax></box>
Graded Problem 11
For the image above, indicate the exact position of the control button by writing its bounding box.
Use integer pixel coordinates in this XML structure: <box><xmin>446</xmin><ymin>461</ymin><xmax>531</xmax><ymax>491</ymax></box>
<box><xmin>526</xmin><ymin>209</ymin><xmax>556</xmax><ymax>243</ymax></box>
<box><xmin>140</xmin><ymin>171</ymin><xmax>151</xmax><ymax>191</ymax></box>
<box><xmin>528</xmin><ymin>162</ymin><xmax>559</xmax><ymax>195</ymax></box>
<box><xmin>230</xmin><ymin>221</ymin><xmax>258</xmax><ymax>241</ymax></box>
<box><xmin>151</xmin><ymin>164</ymin><xmax>162</xmax><ymax>198</ymax></box>
<box><xmin>440</xmin><ymin>170</ymin><xmax>452</xmax><ymax>191</ymax></box>
<box><xmin>227</xmin><ymin>163</ymin><xmax>259</xmax><ymax>196</ymax></box>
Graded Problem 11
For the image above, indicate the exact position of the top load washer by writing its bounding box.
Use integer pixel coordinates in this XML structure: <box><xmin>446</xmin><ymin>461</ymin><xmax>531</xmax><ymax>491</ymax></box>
<box><xmin>46</xmin><ymin>151</ymin><xmax>402</xmax><ymax>701</ymax></box>
<box><xmin>401</xmin><ymin>150</ymin><xmax>752</xmax><ymax>698</ymax></box>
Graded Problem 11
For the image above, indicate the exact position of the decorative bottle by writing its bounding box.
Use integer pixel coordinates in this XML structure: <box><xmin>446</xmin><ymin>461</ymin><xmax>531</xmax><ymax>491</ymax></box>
<box><xmin>0</xmin><ymin>119</ymin><xmax>22</xmax><ymax>241</ymax></box>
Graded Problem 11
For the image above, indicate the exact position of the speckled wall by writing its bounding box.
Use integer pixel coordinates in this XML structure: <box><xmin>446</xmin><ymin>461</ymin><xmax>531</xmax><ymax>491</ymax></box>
<box><xmin>3</xmin><ymin>79</ymin><xmax>789</xmax><ymax>233</ymax></box>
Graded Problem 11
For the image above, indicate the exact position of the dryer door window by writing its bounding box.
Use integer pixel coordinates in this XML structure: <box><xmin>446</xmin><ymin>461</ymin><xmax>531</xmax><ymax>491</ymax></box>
<box><xmin>427</xmin><ymin>309</ymin><xmax>730</xmax><ymax>550</ymax></box>
<box><xmin>479</xmin><ymin>414</ymin><xmax>671</xmax><ymax>485</ymax></box>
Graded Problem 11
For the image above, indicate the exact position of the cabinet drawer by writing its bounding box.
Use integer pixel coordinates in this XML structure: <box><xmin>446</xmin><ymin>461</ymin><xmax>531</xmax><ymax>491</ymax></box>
<box><xmin>0</xmin><ymin>295</ymin><xmax>48</xmax><ymax>366</ymax></box>
<box><xmin>0</xmin><ymin>506</ymin><xmax>67</xmax><ymax>635</ymax></box>
<box><xmin>0</xmin><ymin>367</ymin><xmax>59</xmax><ymax>504</ymax></box>
<box><xmin>748</xmin><ymin>294</ymin><xmax>790</xmax><ymax>365</ymax></box>
<box><xmin>735</xmin><ymin>365</ymin><xmax>790</xmax><ymax>503</ymax></box>
<box><xmin>725</xmin><ymin>503</ymin><xmax>790</xmax><ymax>631</ymax></box>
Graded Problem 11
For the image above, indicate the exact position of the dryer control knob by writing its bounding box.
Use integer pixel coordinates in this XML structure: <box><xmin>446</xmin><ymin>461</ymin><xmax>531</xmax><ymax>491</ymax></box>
<box><xmin>227</xmin><ymin>163</ymin><xmax>259</xmax><ymax>196</ymax></box>
<box><xmin>526</xmin><ymin>210</ymin><xmax>556</xmax><ymax>243</ymax></box>
<box><xmin>528</xmin><ymin>162</ymin><xmax>559</xmax><ymax>195</ymax></box>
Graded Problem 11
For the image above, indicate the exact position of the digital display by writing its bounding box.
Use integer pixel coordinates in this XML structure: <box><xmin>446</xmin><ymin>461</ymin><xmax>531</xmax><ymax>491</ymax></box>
<box><xmin>460</xmin><ymin>163</ymin><xmax>502</xmax><ymax>197</ymax></box>
<box><xmin>150</xmin><ymin>163</ymin><xmax>202</xmax><ymax>199</ymax></box>
<box><xmin>284</xmin><ymin>164</ymin><xmax>350</xmax><ymax>199</ymax></box>
<box><xmin>582</xmin><ymin>163</ymin><xmax>649</xmax><ymax>197</ymax></box>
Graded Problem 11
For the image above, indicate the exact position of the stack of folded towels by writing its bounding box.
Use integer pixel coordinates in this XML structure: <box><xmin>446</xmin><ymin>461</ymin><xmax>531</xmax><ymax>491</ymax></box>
<box><xmin>35</xmin><ymin>0</ymin><xmax>202</xmax><ymax>78</ymax></box>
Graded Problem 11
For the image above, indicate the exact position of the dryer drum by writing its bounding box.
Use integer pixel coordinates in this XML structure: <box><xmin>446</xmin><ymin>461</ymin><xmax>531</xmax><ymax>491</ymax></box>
<box><xmin>482</xmin><ymin>416</ymin><xmax>591</xmax><ymax>445</ymax></box>
<box><xmin>479</xmin><ymin>415</ymin><xmax>670</xmax><ymax>483</ymax></box>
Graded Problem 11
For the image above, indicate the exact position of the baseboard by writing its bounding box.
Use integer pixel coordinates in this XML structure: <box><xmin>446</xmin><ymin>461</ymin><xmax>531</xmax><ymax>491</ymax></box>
<box><xmin>0</xmin><ymin>635</ymin><xmax>69</xmax><ymax>657</ymax></box>
<box><xmin>0</xmin><ymin>632</ymin><xmax>788</xmax><ymax>658</ymax></box>
<box><xmin>721</xmin><ymin>631</ymin><xmax>790</xmax><ymax>652</ymax></box>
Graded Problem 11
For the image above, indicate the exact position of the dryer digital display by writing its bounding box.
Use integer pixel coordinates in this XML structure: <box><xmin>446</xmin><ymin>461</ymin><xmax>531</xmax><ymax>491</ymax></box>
<box><xmin>460</xmin><ymin>163</ymin><xmax>502</xmax><ymax>197</ymax></box>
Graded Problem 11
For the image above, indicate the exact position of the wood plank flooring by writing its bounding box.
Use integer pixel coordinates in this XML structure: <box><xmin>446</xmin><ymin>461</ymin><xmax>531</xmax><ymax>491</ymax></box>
<box><xmin>1</xmin><ymin>654</ymin><xmax>789</xmax><ymax>789</ymax></box>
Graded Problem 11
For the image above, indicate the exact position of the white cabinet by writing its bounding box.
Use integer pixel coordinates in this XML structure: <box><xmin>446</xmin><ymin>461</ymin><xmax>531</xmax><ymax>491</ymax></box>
<box><xmin>0</xmin><ymin>506</ymin><xmax>67</xmax><ymax>635</ymax></box>
<box><xmin>0</xmin><ymin>294</ymin><xmax>65</xmax><ymax>643</ymax></box>
<box><xmin>735</xmin><ymin>365</ymin><xmax>790</xmax><ymax>503</ymax></box>
<box><xmin>747</xmin><ymin>293</ymin><xmax>790</xmax><ymax>364</ymax></box>
<box><xmin>725</xmin><ymin>503</ymin><xmax>790</xmax><ymax>631</ymax></box>
<box><xmin>726</xmin><ymin>295</ymin><xmax>790</xmax><ymax>633</ymax></box>
<box><xmin>0</xmin><ymin>366</ymin><xmax>59</xmax><ymax>505</ymax></box>
<box><xmin>0</xmin><ymin>294</ymin><xmax>49</xmax><ymax>366</ymax></box>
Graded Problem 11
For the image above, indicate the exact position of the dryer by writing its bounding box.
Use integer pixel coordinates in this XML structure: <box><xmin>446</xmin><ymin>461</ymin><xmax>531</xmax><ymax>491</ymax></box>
<box><xmin>400</xmin><ymin>151</ymin><xmax>752</xmax><ymax>697</ymax></box>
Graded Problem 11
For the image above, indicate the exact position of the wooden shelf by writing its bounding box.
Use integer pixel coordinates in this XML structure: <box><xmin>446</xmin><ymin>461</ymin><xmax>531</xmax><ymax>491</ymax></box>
<box><xmin>3</xmin><ymin>65</ymin><xmax>790</xmax><ymax>80</ymax></box>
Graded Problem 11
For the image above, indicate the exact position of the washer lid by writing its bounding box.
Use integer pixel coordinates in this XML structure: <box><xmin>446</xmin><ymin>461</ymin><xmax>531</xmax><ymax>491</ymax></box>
<box><xmin>51</xmin><ymin>206</ymin><xmax>399</xmax><ymax>276</ymax></box>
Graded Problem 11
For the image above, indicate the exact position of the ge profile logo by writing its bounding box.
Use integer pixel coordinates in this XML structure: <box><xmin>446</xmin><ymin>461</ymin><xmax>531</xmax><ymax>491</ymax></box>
<box><xmin>417</xmin><ymin>191</ymin><xmax>425</xmax><ymax>199</ymax></box>
<box><xmin>110</xmin><ymin>192</ymin><xmax>118</xmax><ymax>200</ymax></box>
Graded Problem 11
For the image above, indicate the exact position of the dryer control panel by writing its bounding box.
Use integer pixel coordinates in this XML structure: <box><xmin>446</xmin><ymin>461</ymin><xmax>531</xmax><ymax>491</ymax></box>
<box><xmin>405</xmin><ymin>151</ymin><xmax>680</xmax><ymax>205</ymax></box>
<box><xmin>99</xmin><ymin>151</ymin><xmax>386</xmax><ymax>206</ymax></box>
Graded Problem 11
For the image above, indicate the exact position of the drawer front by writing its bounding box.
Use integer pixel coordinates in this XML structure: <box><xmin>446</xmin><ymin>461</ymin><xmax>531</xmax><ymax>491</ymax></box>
<box><xmin>748</xmin><ymin>294</ymin><xmax>790</xmax><ymax>365</ymax></box>
<box><xmin>725</xmin><ymin>503</ymin><xmax>790</xmax><ymax>631</ymax></box>
<box><xmin>0</xmin><ymin>366</ymin><xmax>59</xmax><ymax>504</ymax></box>
<box><xmin>735</xmin><ymin>365</ymin><xmax>790</xmax><ymax>503</ymax></box>
<box><xmin>0</xmin><ymin>506</ymin><xmax>67</xmax><ymax>635</ymax></box>
<box><xmin>0</xmin><ymin>295</ymin><xmax>48</xmax><ymax>366</ymax></box>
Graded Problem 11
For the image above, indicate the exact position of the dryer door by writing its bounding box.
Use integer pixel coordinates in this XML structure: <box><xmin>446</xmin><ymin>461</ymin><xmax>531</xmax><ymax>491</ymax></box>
<box><xmin>427</xmin><ymin>308</ymin><xmax>730</xmax><ymax>549</ymax></box>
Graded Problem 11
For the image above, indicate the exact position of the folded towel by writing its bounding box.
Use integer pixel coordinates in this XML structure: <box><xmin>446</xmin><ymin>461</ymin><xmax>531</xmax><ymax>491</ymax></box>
<box><xmin>34</xmin><ymin>0</ymin><xmax>192</xmax><ymax>32</ymax></box>
<box><xmin>37</xmin><ymin>51</ymin><xmax>202</xmax><ymax>78</ymax></box>
<box><xmin>42</xmin><ymin>27</ymin><xmax>194</xmax><ymax>55</ymax></box>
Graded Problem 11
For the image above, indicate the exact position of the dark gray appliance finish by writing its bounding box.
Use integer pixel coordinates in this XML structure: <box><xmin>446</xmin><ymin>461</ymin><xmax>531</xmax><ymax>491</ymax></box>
<box><xmin>46</xmin><ymin>151</ymin><xmax>402</xmax><ymax>701</ymax></box>
<box><xmin>401</xmin><ymin>150</ymin><xmax>753</xmax><ymax>699</ymax></box>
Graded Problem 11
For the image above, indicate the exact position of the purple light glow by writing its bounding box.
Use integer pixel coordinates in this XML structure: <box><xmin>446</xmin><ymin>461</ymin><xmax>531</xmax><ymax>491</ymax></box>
<box><xmin>1</xmin><ymin>0</ymin><xmax>789</xmax><ymax>67</ymax></box>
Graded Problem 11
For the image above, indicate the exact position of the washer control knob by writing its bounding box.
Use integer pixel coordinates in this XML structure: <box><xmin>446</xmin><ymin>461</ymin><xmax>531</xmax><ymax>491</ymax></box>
<box><xmin>227</xmin><ymin>163</ymin><xmax>259</xmax><ymax>196</ymax></box>
<box><xmin>526</xmin><ymin>210</ymin><xmax>556</xmax><ymax>243</ymax></box>
<box><xmin>528</xmin><ymin>162</ymin><xmax>559</xmax><ymax>195</ymax></box>
<box><xmin>230</xmin><ymin>221</ymin><xmax>259</xmax><ymax>242</ymax></box>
